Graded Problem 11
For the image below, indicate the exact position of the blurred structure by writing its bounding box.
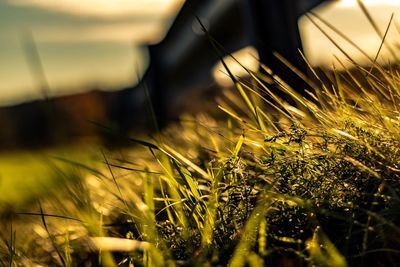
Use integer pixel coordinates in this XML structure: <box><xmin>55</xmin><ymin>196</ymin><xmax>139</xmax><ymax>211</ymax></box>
<box><xmin>118</xmin><ymin>0</ymin><xmax>329</xmax><ymax>129</ymax></box>
<box><xmin>0</xmin><ymin>0</ymin><xmax>330</xmax><ymax>149</ymax></box>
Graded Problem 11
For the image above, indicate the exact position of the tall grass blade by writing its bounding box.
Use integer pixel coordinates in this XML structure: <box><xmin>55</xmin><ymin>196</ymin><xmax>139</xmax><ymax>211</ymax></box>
<box><xmin>39</xmin><ymin>204</ymin><xmax>66</xmax><ymax>267</ymax></box>
<box><xmin>356</xmin><ymin>0</ymin><xmax>399</xmax><ymax>61</ymax></box>
<box><xmin>306</xmin><ymin>226</ymin><xmax>347</xmax><ymax>267</ymax></box>
<box><xmin>228</xmin><ymin>198</ymin><xmax>272</xmax><ymax>267</ymax></box>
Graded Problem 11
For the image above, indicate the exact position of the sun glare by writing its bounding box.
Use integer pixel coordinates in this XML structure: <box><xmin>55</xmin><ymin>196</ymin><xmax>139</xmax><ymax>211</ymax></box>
<box><xmin>300</xmin><ymin>0</ymin><xmax>400</xmax><ymax>67</ymax></box>
<box><xmin>213</xmin><ymin>46</ymin><xmax>259</xmax><ymax>87</ymax></box>
<box><xmin>337</xmin><ymin>0</ymin><xmax>400</xmax><ymax>7</ymax></box>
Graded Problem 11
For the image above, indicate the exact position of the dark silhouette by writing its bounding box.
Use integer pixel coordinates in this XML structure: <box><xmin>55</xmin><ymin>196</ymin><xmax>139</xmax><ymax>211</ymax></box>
<box><xmin>0</xmin><ymin>0</ymin><xmax>330</xmax><ymax>149</ymax></box>
<box><xmin>134</xmin><ymin>0</ymin><xmax>328</xmax><ymax>125</ymax></box>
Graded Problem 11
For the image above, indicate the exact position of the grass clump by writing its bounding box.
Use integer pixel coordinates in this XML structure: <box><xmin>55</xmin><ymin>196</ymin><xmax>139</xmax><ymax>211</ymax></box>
<box><xmin>1</xmin><ymin>17</ymin><xmax>400</xmax><ymax>267</ymax></box>
<box><xmin>2</xmin><ymin>57</ymin><xmax>399</xmax><ymax>266</ymax></box>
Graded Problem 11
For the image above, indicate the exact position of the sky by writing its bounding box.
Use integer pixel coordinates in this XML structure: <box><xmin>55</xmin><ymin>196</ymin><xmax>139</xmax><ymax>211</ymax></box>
<box><xmin>0</xmin><ymin>0</ymin><xmax>400</xmax><ymax>106</ymax></box>
<box><xmin>0</xmin><ymin>0</ymin><xmax>184</xmax><ymax>105</ymax></box>
<box><xmin>300</xmin><ymin>0</ymin><xmax>400</xmax><ymax>68</ymax></box>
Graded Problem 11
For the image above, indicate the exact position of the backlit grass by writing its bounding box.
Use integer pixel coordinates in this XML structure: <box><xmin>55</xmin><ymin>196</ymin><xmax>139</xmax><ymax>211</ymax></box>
<box><xmin>1</xmin><ymin>6</ymin><xmax>400</xmax><ymax>266</ymax></box>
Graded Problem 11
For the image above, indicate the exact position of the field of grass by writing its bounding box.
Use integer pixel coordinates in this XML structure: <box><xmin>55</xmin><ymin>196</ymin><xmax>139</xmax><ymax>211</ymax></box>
<box><xmin>0</xmin><ymin>144</ymin><xmax>103</xmax><ymax>209</ymax></box>
<box><xmin>1</xmin><ymin>58</ymin><xmax>399</xmax><ymax>266</ymax></box>
<box><xmin>1</xmin><ymin>6</ymin><xmax>400</xmax><ymax>266</ymax></box>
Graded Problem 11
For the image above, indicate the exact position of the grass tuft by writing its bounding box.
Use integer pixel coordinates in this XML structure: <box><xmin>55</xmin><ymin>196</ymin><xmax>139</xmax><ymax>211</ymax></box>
<box><xmin>1</xmin><ymin>10</ymin><xmax>400</xmax><ymax>267</ymax></box>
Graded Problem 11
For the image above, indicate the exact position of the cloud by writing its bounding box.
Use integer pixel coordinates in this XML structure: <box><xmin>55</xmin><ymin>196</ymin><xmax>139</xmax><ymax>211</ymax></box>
<box><xmin>34</xmin><ymin>22</ymin><xmax>166</xmax><ymax>44</ymax></box>
<box><xmin>6</xmin><ymin>0</ymin><xmax>184</xmax><ymax>44</ymax></box>
<box><xmin>9</xmin><ymin>0</ymin><xmax>184</xmax><ymax>19</ymax></box>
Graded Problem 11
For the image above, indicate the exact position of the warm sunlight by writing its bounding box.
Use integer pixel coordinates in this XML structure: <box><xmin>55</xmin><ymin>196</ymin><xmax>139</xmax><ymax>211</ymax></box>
<box><xmin>1</xmin><ymin>1</ymin><xmax>400</xmax><ymax>265</ymax></box>
<box><xmin>212</xmin><ymin>46</ymin><xmax>259</xmax><ymax>87</ymax></box>
<box><xmin>300</xmin><ymin>0</ymin><xmax>400</xmax><ymax>67</ymax></box>
<box><xmin>2</xmin><ymin>0</ymin><xmax>400</xmax><ymax>104</ymax></box>
<box><xmin>337</xmin><ymin>0</ymin><xmax>400</xmax><ymax>7</ymax></box>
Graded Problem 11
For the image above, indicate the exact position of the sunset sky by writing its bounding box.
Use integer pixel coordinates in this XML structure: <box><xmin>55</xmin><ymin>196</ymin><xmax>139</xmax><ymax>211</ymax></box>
<box><xmin>1</xmin><ymin>0</ymin><xmax>400</xmax><ymax>105</ymax></box>
<box><xmin>300</xmin><ymin>0</ymin><xmax>400</xmax><ymax>68</ymax></box>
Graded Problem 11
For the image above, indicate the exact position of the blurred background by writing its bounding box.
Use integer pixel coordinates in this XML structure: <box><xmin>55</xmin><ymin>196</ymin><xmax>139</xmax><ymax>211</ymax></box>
<box><xmin>0</xmin><ymin>0</ymin><xmax>400</xmax><ymax>149</ymax></box>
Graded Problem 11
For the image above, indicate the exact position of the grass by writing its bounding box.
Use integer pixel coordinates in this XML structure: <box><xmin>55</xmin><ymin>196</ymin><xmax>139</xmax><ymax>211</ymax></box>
<box><xmin>0</xmin><ymin>144</ymin><xmax>102</xmax><ymax>208</ymax></box>
<box><xmin>1</xmin><ymin>7</ymin><xmax>400</xmax><ymax>267</ymax></box>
